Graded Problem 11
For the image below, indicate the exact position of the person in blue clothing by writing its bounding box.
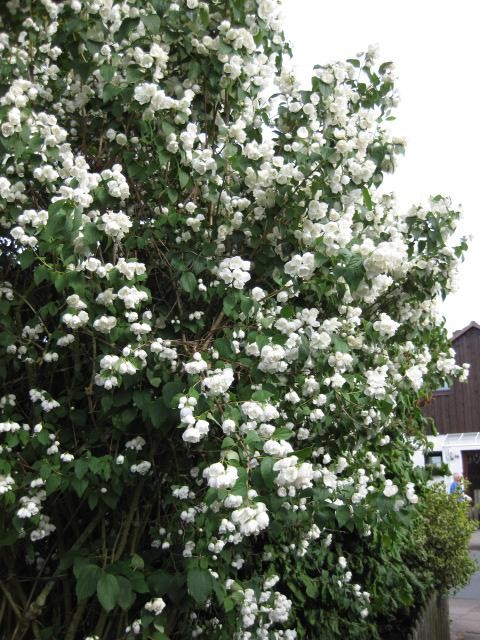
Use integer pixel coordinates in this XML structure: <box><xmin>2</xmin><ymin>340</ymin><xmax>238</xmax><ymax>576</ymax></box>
<box><xmin>449</xmin><ymin>472</ymin><xmax>463</xmax><ymax>495</ymax></box>
<box><xmin>449</xmin><ymin>472</ymin><xmax>472</xmax><ymax>503</ymax></box>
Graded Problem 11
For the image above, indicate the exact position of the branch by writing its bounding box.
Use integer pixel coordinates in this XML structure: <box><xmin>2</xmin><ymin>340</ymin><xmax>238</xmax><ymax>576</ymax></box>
<box><xmin>0</xmin><ymin>582</ymin><xmax>22</xmax><ymax>620</ymax></box>
<box><xmin>64</xmin><ymin>598</ymin><xmax>88</xmax><ymax>640</ymax></box>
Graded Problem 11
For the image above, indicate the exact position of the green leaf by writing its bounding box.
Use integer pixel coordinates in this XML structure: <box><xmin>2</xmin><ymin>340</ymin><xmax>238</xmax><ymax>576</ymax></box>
<box><xmin>33</xmin><ymin>265</ymin><xmax>51</xmax><ymax>286</ymax></box>
<box><xmin>221</xmin><ymin>436</ymin><xmax>236</xmax><ymax>449</ymax></box>
<box><xmin>214</xmin><ymin>338</ymin><xmax>233</xmax><ymax>359</ymax></box>
<box><xmin>146</xmin><ymin>368</ymin><xmax>162</xmax><ymax>388</ymax></box>
<box><xmin>245</xmin><ymin>431</ymin><xmax>262</xmax><ymax>446</ymax></box>
<box><xmin>314</xmin><ymin>253</ymin><xmax>328</xmax><ymax>268</ymax></box>
<box><xmin>101</xmin><ymin>396</ymin><xmax>113</xmax><ymax>412</ymax></box>
<box><xmin>271</xmin><ymin>428</ymin><xmax>295</xmax><ymax>440</ymax></box>
<box><xmin>147</xmin><ymin>570</ymin><xmax>172</xmax><ymax>595</ymax></box>
<box><xmin>335</xmin><ymin>505</ymin><xmax>351</xmax><ymax>528</ymax></box>
<box><xmin>167</xmin><ymin>187</ymin><xmax>177</xmax><ymax>203</ymax></box>
<box><xmin>18</xmin><ymin>251</ymin><xmax>36</xmax><ymax>270</ymax></box>
<box><xmin>260</xmin><ymin>456</ymin><xmax>275</xmax><ymax>489</ymax></box>
<box><xmin>223</xmin><ymin>294</ymin><xmax>237</xmax><ymax>316</ymax></box>
<box><xmin>74</xmin><ymin>458</ymin><xmax>89</xmax><ymax>480</ymax></box>
<box><xmin>74</xmin><ymin>61</ymin><xmax>95</xmax><ymax>82</ymax></box>
<box><xmin>199</xmin><ymin>6</ymin><xmax>209</xmax><ymax>26</ymax></box>
<box><xmin>223</xmin><ymin>596</ymin><xmax>235</xmax><ymax>612</ymax></box>
<box><xmin>116</xmin><ymin>575</ymin><xmax>135</xmax><ymax>610</ymax></box>
<box><xmin>118</xmin><ymin>17</ymin><xmax>139</xmax><ymax>40</ymax></box>
<box><xmin>251</xmin><ymin>390</ymin><xmax>271</xmax><ymax>401</ymax></box>
<box><xmin>45</xmin><ymin>201</ymin><xmax>70</xmax><ymax>236</ymax></box>
<box><xmin>71</xmin><ymin>477</ymin><xmax>88</xmax><ymax>497</ymax></box>
<box><xmin>97</xmin><ymin>572</ymin><xmax>120</xmax><ymax>612</ymax></box>
<box><xmin>100</xmin><ymin>64</ymin><xmax>115</xmax><ymax>82</ymax></box>
<box><xmin>180</xmin><ymin>271</ymin><xmax>197</xmax><ymax>294</ymax></box>
<box><xmin>76</xmin><ymin>564</ymin><xmax>101</xmax><ymax>600</ymax></box>
<box><xmin>129</xmin><ymin>572</ymin><xmax>149</xmax><ymax>593</ymax></box>
<box><xmin>88</xmin><ymin>493</ymin><xmax>99</xmax><ymax>510</ymax></box>
<box><xmin>333</xmin><ymin>337</ymin><xmax>349</xmax><ymax>353</ymax></box>
<box><xmin>161</xmin><ymin>122</ymin><xmax>176</xmax><ymax>137</ymax></box>
<box><xmin>335</xmin><ymin>253</ymin><xmax>365</xmax><ymax>292</ymax></box>
<box><xmin>54</xmin><ymin>272</ymin><xmax>66</xmax><ymax>292</ymax></box>
<box><xmin>83</xmin><ymin>222</ymin><xmax>102</xmax><ymax>246</ymax></box>
<box><xmin>45</xmin><ymin>474</ymin><xmax>62</xmax><ymax>495</ymax></box>
<box><xmin>187</xmin><ymin>568</ymin><xmax>213</xmax><ymax>605</ymax></box>
<box><xmin>297</xmin><ymin>335</ymin><xmax>310</xmax><ymax>366</ymax></box>
<box><xmin>162</xmin><ymin>380</ymin><xmax>183</xmax><ymax>408</ymax></box>
<box><xmin>178</xmin><ymin>166</ymin><xmax>190</xmax><ymax>188</ymax></box>
<box><xmin>148</xmin><ymin>398</ymin><xmax>167</xmax><ymax>429</ymax></box>
<box><xmin>142</xmin><ymin>13</ymin><xmax>161</xmax><ymax>33</ymax></box>
<box><xmin>362</xmin><ymin>187</ymin><xmax>373</xmax><ymax>211</ymax></box>
<box><xmin>295</xmin><ymin>446</ymin><xmax>314</xmax><ymax>461</ymax></box>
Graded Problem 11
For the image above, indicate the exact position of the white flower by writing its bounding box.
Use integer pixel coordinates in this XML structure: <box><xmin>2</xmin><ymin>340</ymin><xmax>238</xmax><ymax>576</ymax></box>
<box><xmin>365</xmin><ymin>365</ymin><xmax>388</xmax><ymax>399</ymax></box>
<box><xmin>116</xmin><ymin>258</ymin><xmax>146</xmax><ymax>280</ymax></box>
<box><xmin>202</xmin><ymin>368</ymin><xmax>234</xmax><ymax>396</ymax></box>
<box><xmin>297</xmin><ymin>126</ymin><xmax>309</xmax><ymax>139</ymax></box>
<box><xmin>182</xmin><ymin>419</ymin><xmax>210</xmax><ymax>443</ymax></box>
<box><xmin>222</xmin><ymin>419</ymin><xmax>236</xmax><ymax>434</ymax></box>
<box><xmin>125</xmin><ymin>436</ymin><xmax>146</xmax><ymax>451</ymax></box>
<box><xmin>144</xmin><ymin>597</ymin><xmax>166</xmax><ymax>616</ymax></box>
<box><xmin>101</xmin><ymin>210</ymin><xmax>132</xmax><ymax>240</ymax></box>
<box><xmin>284</xmin><ymin>253</ymin><xmax>315</xmax><ymax>279</ymax></box>
<box><xmin>231</xmin><ymin>502</ymin><xmax>269</xmax><ymax>536</ymax></box>
<box><xmin>405</xmin><ymin>482</ymin><xmax>418</xmax><ymax>504</ymax></box>
<box><xmin>130</xmin><ymin>322</ymin><xmax>152</xmax><ymax>336</ymax></box>
<box><xmin>62</xmin><ymin>310</ymin><xmax>89</xmax><ymax>329</ymax></box>
<box><xmin>184</xmin><ymin>352</ymin><xmax>208</xmax><ymax>374</ymax></box>
<box><xmin>96</xmin><ymin>289</ymin><xmax>117</xmax><ymax>306</ymax></box>
<box><xmin>405</xmin><ymin>365</ymin><xmax>424</xmax><ymax>390</ymax></box>
<box><xmin>263</xmin><ymin>440</ymin><xmax>293</xmax><ymax>457</ymax></box>
<box><xmin>216</xmin><ymin>256</ymin><xmax>251</xmax><ymax>289</ymax></box>
<box><xmin>93</xmin><ymin>316</ymin><xmax>117</xmax><ymax>333</ymax></box>
<box><xmin>117</xmin><ymin>286</ymin><xmax>148</xmax><ymax>309</ymax></box>
<box><xmin>258</xmin><ymin>345</ymin><xmax>287</xmax><ymax>374</ymax></box>
<box><xmin>66</xmin><ymin>294</ymin><xmax>87</xmax><ymax>310</ymax></box>
<box><xmin>0</xmin><ymin>474</ymin><xmax>15</xmax><ymax>495</ymax></box>
<box><xmin>224</xmin><ymin>494</ymin><xmax>243</xmax><ymax>508</ymax></box>
<box><xmin>330</xmin><ymin>372</ymin><xmax>346</xmax><ymax>389</ymax></box>
<box><xmin>251</xmin><ymin>287</ymin><xmax>266</xmax><ymax>301</ymax></box>
<box><xmin>0</xmin><ymin>421</ymin><xmax>21</xmax><ymax>433</ymax></box>
<box><xmin>373</xmin><ymin>313</ymin><xmax>400</xmax><ymax>338</ymax></box>
<box><xmin>130</xmin><ymin>461</ymin><xmax>152</xmax><ymax>475</ymax></box>
<box><xmin>383</xmin><ymin>479</ymin><xmax>398</xmax><ymax>497</ymax></box>
<box><xmin>203</xmin><ymin>462</ymin><xmax>238</xmax><ymax>489</ymax></box>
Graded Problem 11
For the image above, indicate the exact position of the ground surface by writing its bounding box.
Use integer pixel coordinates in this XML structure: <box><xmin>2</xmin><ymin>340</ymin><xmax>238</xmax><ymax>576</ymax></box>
<box><xmin>449</xmin><ymin>530</ymin><xmax>480</xmax><ymax>640</ymax></box>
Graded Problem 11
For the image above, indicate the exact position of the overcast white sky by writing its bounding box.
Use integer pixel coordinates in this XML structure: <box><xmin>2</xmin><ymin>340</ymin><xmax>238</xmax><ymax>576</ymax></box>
<box><xmin>281</xmin><ymin>0</ymin><xmax>480</xmax><ymax>334</ymax></box>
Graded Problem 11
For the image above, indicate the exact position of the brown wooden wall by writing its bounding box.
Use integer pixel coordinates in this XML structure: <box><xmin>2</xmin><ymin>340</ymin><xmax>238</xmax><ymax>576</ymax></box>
<box><xmin>423</xmin><ymin>327</ymin><xmax>480</xmax><ymax>434</ymax></box>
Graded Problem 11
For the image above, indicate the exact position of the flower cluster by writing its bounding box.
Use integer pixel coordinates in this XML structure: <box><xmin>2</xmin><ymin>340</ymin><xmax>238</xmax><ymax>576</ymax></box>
<box><xmin>0</xmin><ymin>1</ymin><xmax>469</xmax><ymax>639</ymax></box>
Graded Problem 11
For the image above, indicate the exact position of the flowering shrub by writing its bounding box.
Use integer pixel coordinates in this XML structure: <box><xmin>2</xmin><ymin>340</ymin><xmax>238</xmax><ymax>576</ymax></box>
<box><xmin>0</xmin><ymin>1</ymin><xmax>469</xmax><ymax>639</ymax></box>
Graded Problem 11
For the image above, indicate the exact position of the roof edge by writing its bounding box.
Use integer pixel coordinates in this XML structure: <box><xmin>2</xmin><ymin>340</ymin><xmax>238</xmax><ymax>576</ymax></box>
<box><xmin>451</xmin><ymin>321</ymin><xmax>480</xmax><ymax>341</ymax></box>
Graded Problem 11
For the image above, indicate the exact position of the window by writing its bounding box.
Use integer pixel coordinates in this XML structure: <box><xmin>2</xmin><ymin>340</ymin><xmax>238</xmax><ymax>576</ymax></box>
<box><xmin>424</xmin><ymin>451</ymin><xmax>443</xmax><ymax>467</ymax></box>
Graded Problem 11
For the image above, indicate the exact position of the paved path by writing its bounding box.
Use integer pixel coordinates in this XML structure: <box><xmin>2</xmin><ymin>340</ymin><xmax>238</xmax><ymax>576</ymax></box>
<box><xmin>450</xmin><ymin>530</ymin><xmax>480</xmax><ymax>640</ymax></box>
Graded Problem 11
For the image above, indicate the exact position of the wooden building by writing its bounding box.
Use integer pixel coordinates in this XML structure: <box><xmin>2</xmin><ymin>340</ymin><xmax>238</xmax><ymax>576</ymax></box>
<box><xmin>417</xmin><ymin>321</ymin><xmax>480</xmax><ymax>503</ymax></box>
<box><xmin>423</xmin><ymin>321</ymin><xmax>480</xmax><ymax>435</ymax></box>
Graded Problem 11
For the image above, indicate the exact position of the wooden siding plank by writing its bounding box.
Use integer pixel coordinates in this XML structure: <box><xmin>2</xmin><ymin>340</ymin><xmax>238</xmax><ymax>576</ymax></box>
<box><xmin>422</xmin><ymin>327</ymin><xmax>480</xmax><ymax>435</ymax></box>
